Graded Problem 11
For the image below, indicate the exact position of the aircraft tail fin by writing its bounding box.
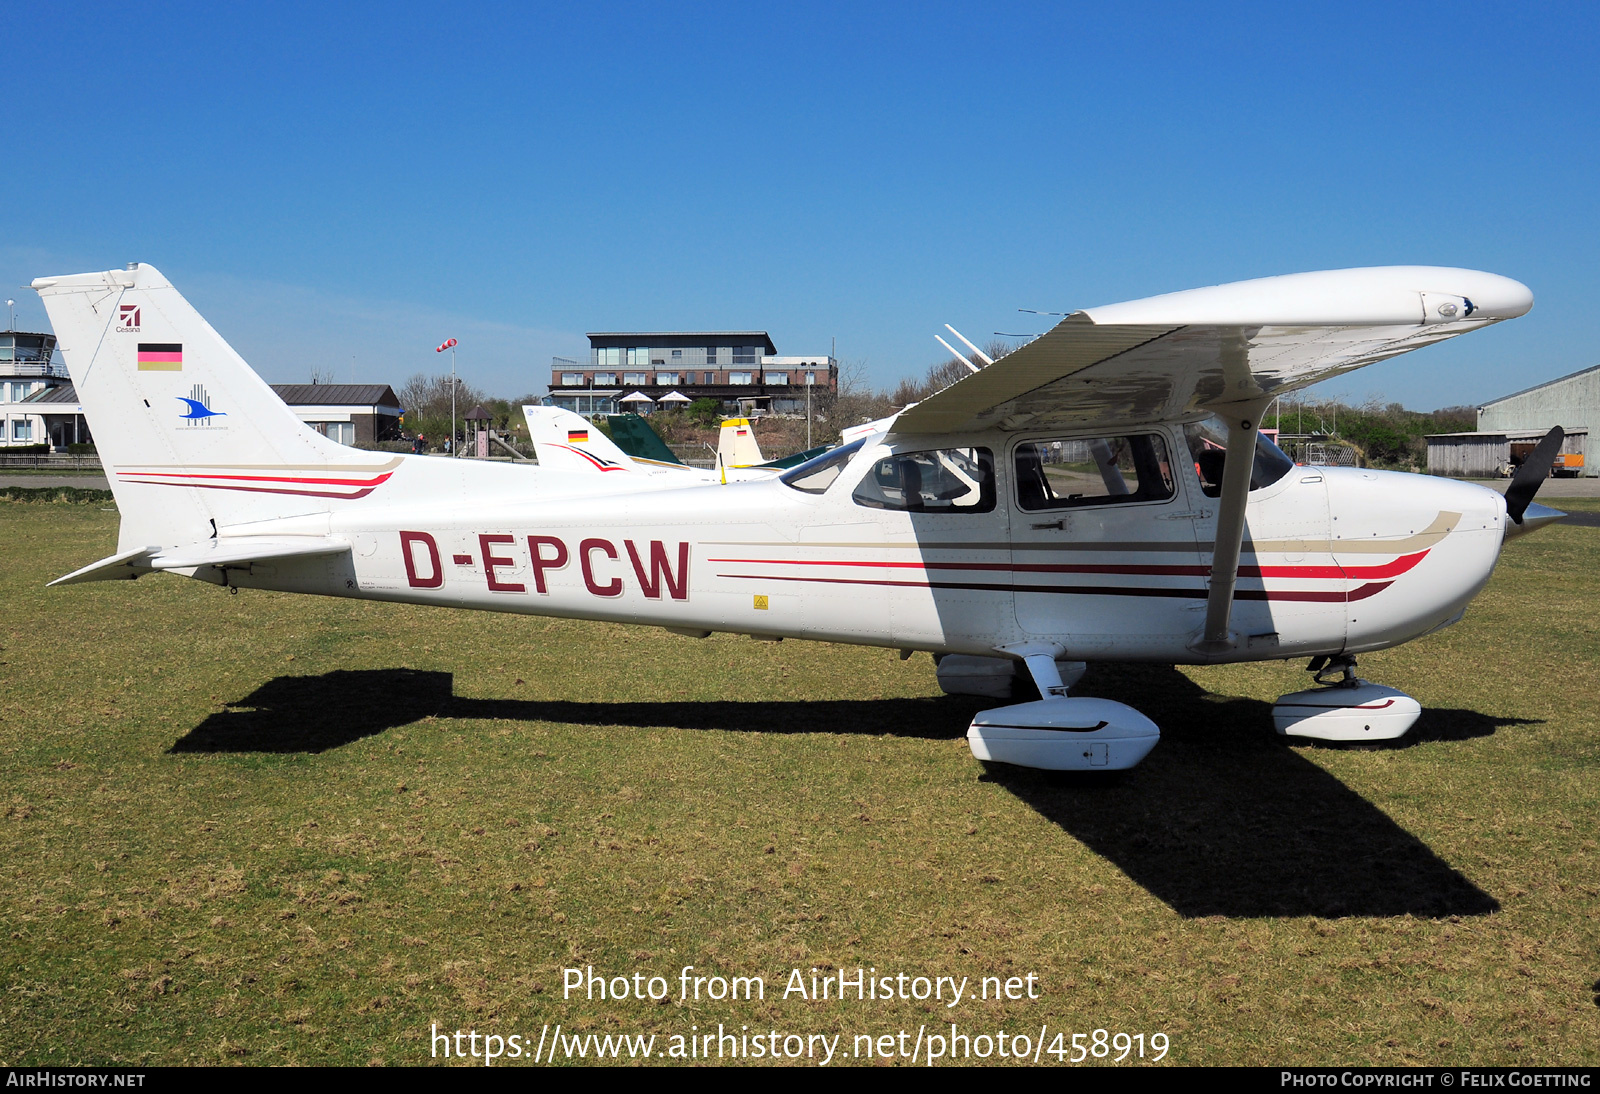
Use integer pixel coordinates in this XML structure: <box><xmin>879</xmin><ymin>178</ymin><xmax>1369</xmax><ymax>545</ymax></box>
<box><xmin>33</xmin><ymin>264</ymin><xmax>398</xmax><ymax>553</ymax></box>
<box><xmin>522</xmin><ymin>405</ymin><xmax>641</xmax><ymax>473</ymax></box>
<box><xmin>717</xmin><ymin>418</ymin><xmax>765</xmax><ymax>467</ymax></box>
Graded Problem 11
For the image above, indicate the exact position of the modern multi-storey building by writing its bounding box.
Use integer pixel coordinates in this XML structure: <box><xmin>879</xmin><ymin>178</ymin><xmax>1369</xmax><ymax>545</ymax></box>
<box><xmin>1</xmin><ymin>329</ymin><xmax>89</xmax><ymax>449</ymax></box>
<box><xmin>548</xmin><ymin>331</ymin><xmax>836</xmax><ymax>417</ymax></box>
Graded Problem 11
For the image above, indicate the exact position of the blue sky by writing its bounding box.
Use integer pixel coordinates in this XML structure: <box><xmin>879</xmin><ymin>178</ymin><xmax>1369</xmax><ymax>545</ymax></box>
<box><xmin>3</xmin><ymin>1</ymin><xmax>1596</xmax><ymax>410</ymax></box>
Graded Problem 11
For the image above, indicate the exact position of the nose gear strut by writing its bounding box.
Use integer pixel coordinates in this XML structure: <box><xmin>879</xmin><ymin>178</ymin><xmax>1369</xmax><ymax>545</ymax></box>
<box><xmin>1306</xmin><ymin>654</ymin><xmax>1358</xmax><ymax>687</ymax></box>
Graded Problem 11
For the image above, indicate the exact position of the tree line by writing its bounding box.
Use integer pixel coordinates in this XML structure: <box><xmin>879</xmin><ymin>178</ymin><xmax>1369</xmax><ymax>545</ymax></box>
<box><xmin>394</xmin><ymin>374</ymin><xmax>542</xmax><ymax>448</ymax></box>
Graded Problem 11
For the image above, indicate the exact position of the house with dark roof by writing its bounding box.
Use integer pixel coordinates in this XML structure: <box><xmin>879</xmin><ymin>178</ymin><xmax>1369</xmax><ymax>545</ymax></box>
<box><xmin>3</xmin><ymin>327</ymin><xmax>403</xmax><ymax>451</ymax></box>
<box><xmin>269</xmin><ymin>383</ymin><xmax>403</xmax><ymax>446</ymax></box>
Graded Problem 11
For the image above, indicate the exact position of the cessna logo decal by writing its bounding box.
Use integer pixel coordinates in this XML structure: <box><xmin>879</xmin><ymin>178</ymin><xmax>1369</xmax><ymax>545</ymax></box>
<box><xmin>117</xmin><ymin>305</ymin><xmax>141</xmax><ymax>332</ymax></box>
<box><xmin>400</xmin><ymin>531</ymin><xmax>690</xmax><ymax>600</ymax></box>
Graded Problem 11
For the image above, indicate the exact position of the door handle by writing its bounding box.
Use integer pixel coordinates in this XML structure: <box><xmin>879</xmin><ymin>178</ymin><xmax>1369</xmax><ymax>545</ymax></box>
<box><xmin>1030</xmin><ymin>519</ymin><xmax>1065</xmax><ymax>530</ymax></box>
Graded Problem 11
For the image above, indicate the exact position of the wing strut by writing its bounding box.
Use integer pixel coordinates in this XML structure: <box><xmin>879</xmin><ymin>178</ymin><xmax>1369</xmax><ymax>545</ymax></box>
<box><xmin>1193</xmin><ymin>398</ymin><xmax>1270</xmax><ymax>654</ymax></box>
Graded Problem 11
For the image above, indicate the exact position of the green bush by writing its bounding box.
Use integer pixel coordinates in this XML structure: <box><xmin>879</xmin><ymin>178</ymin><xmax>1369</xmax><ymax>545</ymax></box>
<box><xmin>0</xmin><ymin>486</ymin><xmax>115</xmax><ymax>504</ymax></box>
<box><xmin>1266</xmin><ymin>402</ymin><xmax>1478</xmax><ymax>471</ymax></box>
<box><xmin>687</xmin><ymin>398</ymin><xmax>723</xmax><ymax>427</ymax></box>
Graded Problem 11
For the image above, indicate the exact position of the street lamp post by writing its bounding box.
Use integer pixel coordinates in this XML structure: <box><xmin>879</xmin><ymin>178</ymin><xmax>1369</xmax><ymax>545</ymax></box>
<box><xmin>806</xmin><ymin>369</ymin><xmax>813</xmax><ymax>449</ymax></box>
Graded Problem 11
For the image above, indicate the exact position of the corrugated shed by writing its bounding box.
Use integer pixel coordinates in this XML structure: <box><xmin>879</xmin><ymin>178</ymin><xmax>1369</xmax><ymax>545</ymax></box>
<box><xmin>1426</xmin><ymin>429</ymin><xmax>1587</xmax><ymax>478</ymax></box>
<box><xmin>1475</xmin><ymin>364</ymin><xmax>1600</xmax><ymax>476</ymax></box>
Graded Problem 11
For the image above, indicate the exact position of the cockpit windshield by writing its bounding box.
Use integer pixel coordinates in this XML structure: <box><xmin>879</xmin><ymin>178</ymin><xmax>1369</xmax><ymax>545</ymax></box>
<box><xmin>779</xmin><ymin>439</ymin><xmax>866</xmax><ymax>494</ymax></box>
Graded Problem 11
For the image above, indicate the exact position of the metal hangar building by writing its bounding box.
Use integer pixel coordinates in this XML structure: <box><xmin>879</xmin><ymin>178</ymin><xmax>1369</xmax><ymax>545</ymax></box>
<box><xmin>1427</xmin><ymin>364</ymin><xmax>1599</xmax><ymax>478</ymax></box>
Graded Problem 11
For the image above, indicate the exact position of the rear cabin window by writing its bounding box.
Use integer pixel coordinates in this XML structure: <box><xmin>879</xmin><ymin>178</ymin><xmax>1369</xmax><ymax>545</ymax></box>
<box><xmin>1014</xmin><ymin>435</ymin><xmax>1176</xmax><ymax>510</ymax></box>
<box><xmin>852</xmin><ymin>448</ymin><xmax>995</xmax><ymax>513</ymax></box>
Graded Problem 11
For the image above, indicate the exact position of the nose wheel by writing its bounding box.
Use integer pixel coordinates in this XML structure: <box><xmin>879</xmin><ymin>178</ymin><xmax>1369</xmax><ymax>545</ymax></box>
<box><xmin>1273</xmin><ymin>655</ymin><xmax>1420</xmax><ymax>742</ymax></box>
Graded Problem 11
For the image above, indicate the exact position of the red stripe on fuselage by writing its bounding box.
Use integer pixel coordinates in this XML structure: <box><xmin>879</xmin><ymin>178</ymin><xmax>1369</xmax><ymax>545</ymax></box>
<box><xmin>705</xmin><ymin>550</ymin><xmax>1428</xmax><ymax>581</ymax></box>
<box><xmin>118</xmin><ymin>477</ymin><xmax>380</xmax><ymax>500</ymax></box>
<box><xmin>712</xmin><ymin>571</ymin><xmax>1394</xmax><ymax>602</ymax></box>
<box><xmin>118</xmin><ymin>470</ymin><xmax>395</xmax><ymax>488</ymax></box>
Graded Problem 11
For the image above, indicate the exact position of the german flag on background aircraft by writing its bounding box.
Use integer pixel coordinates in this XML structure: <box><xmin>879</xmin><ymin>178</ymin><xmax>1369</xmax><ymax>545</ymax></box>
<box><xmin>137</xmin><ymin>343</ymin><xmax>183</xmax><ymax>371</ymax></box>
<box><xmin>567</xmin><ymin>429</ymin><xmax>589</xmax><ymax>443</ymax></box>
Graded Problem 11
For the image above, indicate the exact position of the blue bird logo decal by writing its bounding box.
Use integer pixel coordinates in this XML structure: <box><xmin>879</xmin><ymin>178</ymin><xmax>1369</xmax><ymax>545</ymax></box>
<box><xmin>177</xmin><ymin>397</ymin><xmax>224</xmax><ymax>420</ymax></box>
<box><xmin>177</xmin><ymin>386</ymin><xmax>226</xmax><ymax>425</ymax></box>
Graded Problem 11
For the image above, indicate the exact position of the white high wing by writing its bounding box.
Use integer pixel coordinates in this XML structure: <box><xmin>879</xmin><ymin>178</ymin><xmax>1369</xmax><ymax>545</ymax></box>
<box><xmin>35</xmin><ymin>263</ymin><xmax>1557</xmax><ymax>769</ymax></box>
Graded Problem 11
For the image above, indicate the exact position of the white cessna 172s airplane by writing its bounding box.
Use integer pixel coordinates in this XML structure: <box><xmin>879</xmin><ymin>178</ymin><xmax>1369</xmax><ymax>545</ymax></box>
<box><xmin>35</xmin><ymin>263</ymin><xmax>1563</xmax><ymax>771</ymax></box>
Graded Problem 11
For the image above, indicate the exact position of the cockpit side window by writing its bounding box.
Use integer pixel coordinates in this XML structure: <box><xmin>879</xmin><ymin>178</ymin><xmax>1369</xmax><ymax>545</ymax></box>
<box><xmin>1183</xmin><ymin>416</ymin><xmax>1296</xmax><ymax>498</ymax></box>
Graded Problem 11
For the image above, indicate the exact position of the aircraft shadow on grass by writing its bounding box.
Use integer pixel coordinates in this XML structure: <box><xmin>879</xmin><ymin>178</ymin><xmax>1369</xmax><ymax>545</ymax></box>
<box><xmin>171</xmin><ymin>664</ymin><xmax>1538</xmax><ymax>920</ymax></box>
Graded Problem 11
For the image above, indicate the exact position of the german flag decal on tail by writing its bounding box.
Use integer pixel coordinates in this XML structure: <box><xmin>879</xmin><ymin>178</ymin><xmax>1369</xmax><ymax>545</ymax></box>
<box><xmin>567</xmin><ymin>429</ymin><xmax>589</xmax><ymax>443</ymax></box>
<box><xmin>137</xmin><ymin>343</ymin><xmax>183</xmax><ymax>371</ymax></box>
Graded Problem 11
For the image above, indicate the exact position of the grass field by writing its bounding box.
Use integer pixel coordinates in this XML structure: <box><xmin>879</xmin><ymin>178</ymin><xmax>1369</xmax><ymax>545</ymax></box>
<box><xmin>2</xmin><ymin>499</ymin><xmax>1597</xmax><ymax>1066</ymax></box>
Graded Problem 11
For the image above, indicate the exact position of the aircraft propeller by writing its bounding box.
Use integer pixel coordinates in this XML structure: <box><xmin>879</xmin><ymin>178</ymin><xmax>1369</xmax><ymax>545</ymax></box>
<box><xmin>1504</xmin><ymin>425</ymin><xmax>1565</xmax><ymax>525</ymax></box>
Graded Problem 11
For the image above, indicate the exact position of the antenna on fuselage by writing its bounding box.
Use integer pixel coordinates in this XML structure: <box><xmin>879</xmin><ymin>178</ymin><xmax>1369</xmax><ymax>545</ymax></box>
<box><xmin>944</xmin><ymin>325</ymin><xmax>993</xmax><ymax>366</ymax></box>
<box><xmin>934</xmin><ymin>335</ymin><xmax>981</xmax><ymax>374</ymax></box>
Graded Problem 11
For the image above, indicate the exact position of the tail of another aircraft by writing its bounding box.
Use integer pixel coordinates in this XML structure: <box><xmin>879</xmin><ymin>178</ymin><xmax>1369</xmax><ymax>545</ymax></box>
<box><xmin>717</xmin><ymin>418</ymin><xmax>765</xmax><ymax>467</ymax></box>
<box><xmin>33</xmin><ymin>263</ymin><xmax>397</xmax><ymax>553</ymax></box>
<box><xmin>523</xmin><ymin>405</ymin><xmax>643</xmax><ymax>473</ymax></box>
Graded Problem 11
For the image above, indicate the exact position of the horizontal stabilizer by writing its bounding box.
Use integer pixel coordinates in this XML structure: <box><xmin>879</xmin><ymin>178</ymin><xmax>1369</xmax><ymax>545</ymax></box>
<box><xmin>49</xmin><ymin>537</ymin><xmax>350</xmax><ymax>586</ymax></box>
<box><xmin>153</xmin><ymin>536</ymin><xmax>350</xmax><ymax>569</ymax></box>
<box><xmin>48</xmin><ymin>546</ymin><xmax>162</xmax><ymax>586</ymax></box>
<box><xmin>758</xmin><ymin>443</ymin><xmax>833</xmax><ymax>470</ymax></box>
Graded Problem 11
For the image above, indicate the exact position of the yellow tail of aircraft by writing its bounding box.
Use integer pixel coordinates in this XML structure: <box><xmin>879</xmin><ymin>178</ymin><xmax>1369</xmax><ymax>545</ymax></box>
<box><xmin>717</xmin><ymin>418</ymin><xmax>764</xmax><ymax>468</ymax></box>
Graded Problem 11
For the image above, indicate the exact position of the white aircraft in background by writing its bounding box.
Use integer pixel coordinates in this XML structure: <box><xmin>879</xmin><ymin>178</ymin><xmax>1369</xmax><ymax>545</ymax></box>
<box><xmin>523</xmin><ymin>406</ymin><xmax>788</xmax><ymax>483</ymax></box>
<box><xmin>35</xmin><ymin>263</ymin><xmax>1561</xmax><ymax>770</ymax></box>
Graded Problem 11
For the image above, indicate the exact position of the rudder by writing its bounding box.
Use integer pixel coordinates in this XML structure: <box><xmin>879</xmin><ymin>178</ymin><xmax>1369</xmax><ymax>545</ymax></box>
<box><xmin>33</xmin><ymin>263</ymin><xmax>391</xmax><ymax>552</ymax></box>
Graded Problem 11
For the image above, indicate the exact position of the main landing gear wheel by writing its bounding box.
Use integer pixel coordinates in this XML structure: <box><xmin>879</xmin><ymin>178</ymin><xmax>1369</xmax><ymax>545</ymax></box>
<box><xmin>964</xmin><ymin>647</ymin><xmax>1160</xmax><ymax>771</ymax></box>
<box><xmin>1271</xmin><ymin>655</ymin><xmax>1421</xmax><ymax>743</ymax></box>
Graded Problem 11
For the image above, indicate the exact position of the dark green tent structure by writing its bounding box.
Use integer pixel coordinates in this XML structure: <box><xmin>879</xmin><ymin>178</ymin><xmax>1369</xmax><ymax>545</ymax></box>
<box><xmin>605</xmin><ymin>414</ymin><xmax>684</xmax><ymax>465</ymax></box>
